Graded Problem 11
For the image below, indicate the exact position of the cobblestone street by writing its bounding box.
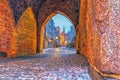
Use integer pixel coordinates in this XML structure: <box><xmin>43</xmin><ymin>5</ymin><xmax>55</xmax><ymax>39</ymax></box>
<box><xmin>0</xmin><ymin>48</ymin><xmax>91</xmax><ymax>80</ymax></box>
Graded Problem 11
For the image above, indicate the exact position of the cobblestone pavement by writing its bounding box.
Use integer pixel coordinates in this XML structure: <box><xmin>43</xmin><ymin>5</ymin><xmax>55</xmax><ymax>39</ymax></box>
<box><xmin>0</xmin><ymin>48</ymin><xmax>91</xmax><ymax>80</ymax></box>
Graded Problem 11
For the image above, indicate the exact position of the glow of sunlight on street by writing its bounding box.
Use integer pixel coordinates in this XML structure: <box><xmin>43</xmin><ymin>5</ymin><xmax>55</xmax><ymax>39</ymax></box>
<box><xmin>55</xmin><ymin>48</ymin><xmax>60</xmax><ymax>52</ymax></box>
<box><xmin>52</xmin><ymin>48</ymin><xmax>61</xmax><ymax>59</ymax></box>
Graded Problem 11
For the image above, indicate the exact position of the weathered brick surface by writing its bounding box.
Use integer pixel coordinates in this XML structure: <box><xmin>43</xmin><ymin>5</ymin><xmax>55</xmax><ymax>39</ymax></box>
<box><xmin>38</xmin><ymin>0</ymin><xmax>79</xmax><ymax>28</ymax></box>
<box><xmin>0</xmin><ymin>0</ymin><xmax>16</xmax><ymax>57</ymax></box>
<box><xmin>78</xmin><ymin>0</ymin><xmax>88</xmax><ymax>59</ymax></box>
<box><xmin>97</xmin><ymin>0</ymin><xmax>120</xmax><ymax>74</ymax></box>
<box><xmin>8</xmin><ymin>0</ymin><xmax>46</xmax><ymax>24</ymax></box>
<box><xmin>15</xmin><ymin>7</ymin><xmax>37</xmax><ymax>57</ymax></box>
<box><xmin>86</xmin><ymin>0</ymin><xmax>97</xmax><ymax>67</ymax></box>
<box><xmin>85</xmin><ymin>0</ymin><xmax>120</xmax><ymax>74</ymax></box>
<box><xmin>9</xmin><ymin>0</ymin><xmax>78</xmax><ymax>25</ymax></box>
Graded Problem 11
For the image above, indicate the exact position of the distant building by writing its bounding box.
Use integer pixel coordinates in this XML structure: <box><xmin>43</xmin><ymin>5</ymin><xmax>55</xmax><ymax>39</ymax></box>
<box><xmin>66</xmin><ymin>26</ymin><xmax>76</xmax><ymax>43</ymax></box>
<box><xmin>44</xmin><ymin>19</ymin><xmax>60</xmax><ymax>48</ymax></box>
<box><xmin>60</xmin><ymin>26</ymin><xmax>66</xmax><ymax>46</ymax></box>
<box><xmin>45</xmin><ymin>23</ymin><xmax>76</xmax><ymax>47</ymax></box>
<box><xmin>57</xmin><ymin>26</ymin><xmax>76</xmax><ymax>47</ymax></box>
<box><xmin>56</xmin><ymin>26</ymin><xmax>60</xmax><ymax>34</ymax></box>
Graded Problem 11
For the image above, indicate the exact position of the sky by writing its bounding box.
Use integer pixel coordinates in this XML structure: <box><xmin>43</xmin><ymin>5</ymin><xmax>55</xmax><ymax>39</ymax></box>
<box><xmin>52</xmin><ymin>14</ymin><xmax>74</xmax><ymax>33</ymax></box>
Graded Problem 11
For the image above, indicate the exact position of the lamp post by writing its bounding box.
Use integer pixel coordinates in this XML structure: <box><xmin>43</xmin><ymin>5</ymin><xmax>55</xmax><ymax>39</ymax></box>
<box><xmin>55</xmin><ymin>36</ymin><xmax>59</xmax><ymax>47</ymax></box>
<box><xmin>55</xmin><ymin>36</ymin><xmax>58</xmax><ymax>40</ymax></box>
<box><xmin>49</xmin><ymin>39</ymin><xmax>52</xmax><ymax>42</ymax></box>
<box><xmin>65</xmin><ymin>41</ymin><xmax>67</xmax><ymax>46</ymax></box>
<box><xmin>48</xmin><ymin>39</ymin><xmax>52</xmax><ymax>48</ymax></box>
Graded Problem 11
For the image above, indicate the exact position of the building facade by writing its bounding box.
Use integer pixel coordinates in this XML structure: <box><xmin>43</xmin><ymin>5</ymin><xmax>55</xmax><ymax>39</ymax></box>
<box><xmin>44</xmin><ymin>19</ymin><xmax>60</xmax><ymax>48</ymax></box>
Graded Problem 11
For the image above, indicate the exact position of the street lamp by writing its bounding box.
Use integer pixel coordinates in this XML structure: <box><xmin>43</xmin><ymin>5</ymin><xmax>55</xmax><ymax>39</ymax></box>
<box><xmin>54</xmin><ymin>36</ymin><xmax>59</xmax><ymax>47</ymax></box>
<box><xmin>65</xmin><ymin>41</ymin><xmax>68</xmax><ymax>46</ymax></box>
<box><xmin>49</xmin><ymin>39</ymin><xmax>52</xmax><ymax>42</ymax></box>
<box><xmin>55</xmin><ymin>36</ymin><xmax>58</xmax><ymax>40</ymax></box>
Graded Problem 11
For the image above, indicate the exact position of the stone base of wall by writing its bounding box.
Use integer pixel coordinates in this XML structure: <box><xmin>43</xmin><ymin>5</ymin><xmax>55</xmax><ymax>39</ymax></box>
<box><xmin>0</xmin><ymin>52</ymin><xmax>7</xmax><ymax>58</ymax></box>
<box><xmin>89</xmin><ymin>65</ymin><xmax>118</xmax><ymax>80</ymax></box>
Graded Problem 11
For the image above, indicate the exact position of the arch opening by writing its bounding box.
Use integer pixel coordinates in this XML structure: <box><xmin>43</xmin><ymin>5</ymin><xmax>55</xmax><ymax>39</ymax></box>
<box><xmin>39</xmin><ymin>12</ymin><xmax>76</xmax><ymax>53</ymax></box>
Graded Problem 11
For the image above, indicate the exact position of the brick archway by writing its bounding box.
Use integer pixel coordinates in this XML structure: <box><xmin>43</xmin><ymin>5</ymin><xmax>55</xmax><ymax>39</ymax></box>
<box><xmin>36</xmin><ymin>0</ymin><xmax>79</xmax><ymax>53</ymax></box>
<box><xmin>38</xmin><ymin>11</ymin><xmax>76</xmax><ymax>53</ymax></box>
<box><xmin>0</xmin><ymin>0</ymin><xmax>120</xmax><ymax>79</ymax></box>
